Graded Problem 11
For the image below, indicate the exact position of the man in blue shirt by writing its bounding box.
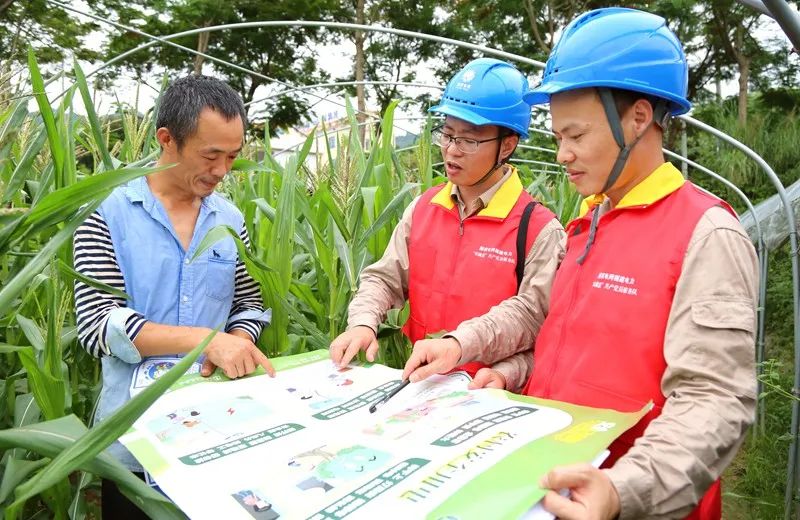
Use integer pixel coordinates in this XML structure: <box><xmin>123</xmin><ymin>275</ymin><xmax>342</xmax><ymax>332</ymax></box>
<box><xmin>73</xmin><ymin>75</ymin><xmax>273</xmax><ymax>518</ymax></box>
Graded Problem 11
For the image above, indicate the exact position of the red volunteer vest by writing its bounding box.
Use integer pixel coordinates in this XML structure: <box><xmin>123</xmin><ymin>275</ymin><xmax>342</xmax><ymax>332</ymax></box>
<box><xmin>404</xmin><ymin>174</ymin><xmax>555</xmax><ymax>377</ymax></box>
<box><xmin>523</xmin><ymin>182</ymin><xmax>734</xmax><ymax>519</ymax></box>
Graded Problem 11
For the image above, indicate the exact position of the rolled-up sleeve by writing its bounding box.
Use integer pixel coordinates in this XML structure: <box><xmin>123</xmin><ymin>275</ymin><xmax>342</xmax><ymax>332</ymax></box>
<box><xmin>225</xmin><ymin>225</ymin><xmax>271</xmax><ymax>342</ymax></box>
<box><xmin>105</xmin><ymin>307</ymin><xmax>145</xmax><ymax>363</ymax></box>
<box><xmin>73</xmin><ymin>211</ymin><xmax>147</xmax><ymax>361</ymax></box>
<box><xmin>605</xmin><ymin>206</ymin><xmax>758</xmax><ymax>519</ymax></box>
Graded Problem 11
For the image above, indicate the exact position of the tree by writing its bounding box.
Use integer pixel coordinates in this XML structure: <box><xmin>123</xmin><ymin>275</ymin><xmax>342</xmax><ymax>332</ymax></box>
<box><xmin>98</xmin><ymin>0</ymin><xmax>340</xmax><ymax>133</ymax></box>
<box><xmin>705</xmin><ymin>0</ymin><xmax>765</xmax><ymax>125</ymax></box>
<box><xmin>0</xmin><ymin>0</ymin><xmax>100</xmax><ymax>66</ymax></box>
<box><xmin>328</xmin><ymin>0</ymin><xmax>443</xmax><ymax>119</ymax></box>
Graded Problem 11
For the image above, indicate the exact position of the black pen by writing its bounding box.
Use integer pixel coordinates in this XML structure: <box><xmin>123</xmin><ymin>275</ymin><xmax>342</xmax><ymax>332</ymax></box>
<box><xmin>369</xmin><ymin>379</ymin><xmax>411</xmax><ymax>413</ymax></box>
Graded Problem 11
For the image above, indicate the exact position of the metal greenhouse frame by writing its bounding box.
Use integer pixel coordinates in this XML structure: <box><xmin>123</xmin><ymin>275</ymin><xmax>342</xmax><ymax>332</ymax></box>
<box><xmin>45</xmin><ymin>0</ymin><xmax>800</xmax><ymax>516</ymax></box>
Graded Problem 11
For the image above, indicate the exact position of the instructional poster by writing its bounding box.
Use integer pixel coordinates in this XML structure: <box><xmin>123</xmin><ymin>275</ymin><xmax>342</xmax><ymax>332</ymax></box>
<box><xmin>120</xmin><ymin>350</ymin><xmax>648</xmax><ymax>520</ymax></box>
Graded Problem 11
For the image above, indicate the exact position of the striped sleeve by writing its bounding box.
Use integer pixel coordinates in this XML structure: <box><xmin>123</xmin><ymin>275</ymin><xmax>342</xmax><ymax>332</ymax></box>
<box><xmin>73</xmin><ymin>211</ymin><xmax>147</xmax><ymax>358</ymax></box>
<box><xmin>225</xmin><ymin>224</ymin><xmax>268</xmax><ymax>342</ymax></box>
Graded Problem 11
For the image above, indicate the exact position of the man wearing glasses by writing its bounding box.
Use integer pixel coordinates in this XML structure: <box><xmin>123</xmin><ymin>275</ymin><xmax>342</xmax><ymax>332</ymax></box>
<box><xmin>330</xmin><ymin>58</ymin><xmax>565</xmax><ymax>390</ymax></box>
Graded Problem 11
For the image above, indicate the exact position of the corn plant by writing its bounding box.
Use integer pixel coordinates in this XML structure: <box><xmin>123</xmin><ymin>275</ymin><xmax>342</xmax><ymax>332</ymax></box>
<box><xmin>221</xmin><ymin>99</ymin><xmax>420</xmax><ymax>366</ymax></box>
<box><xmin>523</xmin><ymin>166</ymin><xmax>582</xmax><ymax>226</ymax></box>
<box><xmin>0</xmin><ymin>45</ymin><xmax>580</xmax><ymax>518</ymax></box>
<box><xmin>0</xmin><ymin>51</ymin><xmax>173</xmax><ymax>520</ymax></box>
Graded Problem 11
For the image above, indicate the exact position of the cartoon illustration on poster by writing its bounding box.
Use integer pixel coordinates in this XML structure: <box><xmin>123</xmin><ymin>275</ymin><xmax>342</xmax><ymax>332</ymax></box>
<box><xmin>287</xmin><ymin>443</ymin><xmax>391</xmax><ymax>495</ymax></box>
<box><xmin>231</xmin><ymin>488</ymin><xmax>279</xmax><ymax>519</ymax></box>
<box><xmin>119</xmin><ymin>350</ymin><xmax>649</xmax><ymax>520</ymax></box>
<box><xmin>147</xmin><ymin>395</ymin><xmax>270</xmax><ymax>453</ymax></box>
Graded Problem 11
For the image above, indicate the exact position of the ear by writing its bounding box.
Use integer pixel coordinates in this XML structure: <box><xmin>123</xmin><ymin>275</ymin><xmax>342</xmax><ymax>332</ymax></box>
<box><xmin>156</xmin><ymin>127</ymin><xmax>176</xmax><ymax>153</ymax></box>
<box><xmin>499</xmin><ymin>133</ymin><xmax>519</xmax><ymax>163</ymax></box>
<box><xmin>629</xmin><ymin>99</ymin><xmax>654</xmax><ymax>134</ymax></box>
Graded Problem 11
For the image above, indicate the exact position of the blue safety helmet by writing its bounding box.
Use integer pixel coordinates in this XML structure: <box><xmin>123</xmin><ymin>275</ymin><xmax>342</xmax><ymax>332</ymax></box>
<box><xmin>429</xmin><ymin>58</ymin><xmax>531</xmax><ymax>139</ymax></box>
<box><xmin>524</xmin><ymin>7</ymin><xmax>691</xmax><ymax>116</ymax></box>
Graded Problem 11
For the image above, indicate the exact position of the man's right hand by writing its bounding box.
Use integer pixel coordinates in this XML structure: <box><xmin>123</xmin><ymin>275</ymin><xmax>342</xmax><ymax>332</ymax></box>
<box><xmin>468</xmin><ymin>368</ymin><xmax>507</xmax><ymax>390</ymax></box>
<box><xmin>329</xmin><ymin>326</ymin><xmax>379</xmax><ymax>368</ymax></box>
<box><xmin>202</xmin><ymin>331</ymin><xmax>275</xmax><ymax>379</ymax></box>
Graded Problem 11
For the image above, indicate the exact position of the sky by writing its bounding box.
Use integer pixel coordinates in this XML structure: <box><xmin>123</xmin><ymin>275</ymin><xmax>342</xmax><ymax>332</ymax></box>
<box><xmin>44</xmin><ymin>1</ymin><xmax>443</xmax><ymax>138</ymax></box>
<box><xmin>34</xmin><ymin>0</ymin><xmax>800</xmax><ymax>141</ymax></box>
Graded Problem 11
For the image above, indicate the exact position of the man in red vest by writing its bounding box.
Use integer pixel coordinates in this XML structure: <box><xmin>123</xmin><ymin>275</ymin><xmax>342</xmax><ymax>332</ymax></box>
<box><xmin>403</xmin><ymin>8</ymin><xmax>758</xmax><ymax>520</ymax></box>
<box><xmin>330</xmin><ymin>58</ymin><xmax>565</xmax><ymax>388</ymax></box>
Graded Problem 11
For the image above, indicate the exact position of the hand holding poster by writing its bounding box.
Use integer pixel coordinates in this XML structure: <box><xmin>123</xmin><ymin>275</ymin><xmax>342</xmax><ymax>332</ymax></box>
<box><xmin>120</xmin><ymin>350</ymin><xmax>648</xmax><ymax>519</ymax></box>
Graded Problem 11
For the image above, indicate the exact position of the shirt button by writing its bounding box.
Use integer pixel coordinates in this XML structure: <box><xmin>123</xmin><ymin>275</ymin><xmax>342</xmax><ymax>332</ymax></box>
<box><xmin>182</xmin><ymin>295</ymin><xmax>189</xmax><ymax>302</ymax></box>
<box><xmin>184</xmin><ymin>258</ymin><xmax>190</xmax><ymax>265</ymax></box>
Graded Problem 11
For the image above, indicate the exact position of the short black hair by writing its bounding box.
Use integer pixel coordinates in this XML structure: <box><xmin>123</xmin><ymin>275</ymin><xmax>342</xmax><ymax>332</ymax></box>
<box><xmin>498</xmin><ymin>126</ymin><xmax>519</xmax><ymax>163</ymax></box>
<box><xmin>156</xmin><ymin>75</ymin><xmax>246</xmax><ymax>149</ymax></box>
<box><xmin>609</xmin><ymin>88</ymin><xmax>670</xmax><ymax>127</ymax></box>
<box><xmin>610</xmin><ymin>89</ymin><xmax>654</xmax><ymax>117</ymax></box>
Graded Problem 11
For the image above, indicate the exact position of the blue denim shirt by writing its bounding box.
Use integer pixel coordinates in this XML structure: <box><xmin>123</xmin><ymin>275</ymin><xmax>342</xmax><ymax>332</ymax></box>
<box><xmin>96</xmin><ymin>176</ymin><xmax>269</xmax><ymax>470</ymax></box>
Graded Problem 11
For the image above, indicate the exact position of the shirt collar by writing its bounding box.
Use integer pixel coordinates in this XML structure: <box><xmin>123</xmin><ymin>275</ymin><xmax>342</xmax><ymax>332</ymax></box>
<box><xmin>123</xmin><ymin>176</ymin><xmax>151</xmax><ymax>205</ymax></box>
<box><xmin>432</xmin><ymin>165</ymin><xmax>524</xmax><ymax>219</ymax></box>
<box><xmin>578</xmin><ymin>162</ymin><xmax>686</xmax><ymax>217</ymax></box>
<box><xmin>123</xmin><ymin>172</ymin><xmax>220</xmax><ymax>213</ymax></box>
<box><xmin>449</xmin><ymin>166</ymin><xmax>512</xmax><ymax>211</ymax></box>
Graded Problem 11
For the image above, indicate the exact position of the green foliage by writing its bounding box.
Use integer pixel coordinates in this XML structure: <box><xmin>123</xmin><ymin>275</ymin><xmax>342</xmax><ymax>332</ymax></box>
<box><xmin>98</xmin><ymin>0</ymin><xmax>341</xmax><ymax>132</ymax></box>
<box><xmin>9</xmin><ymin>331</ymin><xmax>212</xmax><ymax>516</ymax></box>
<box><xmin>725</xmin><ymin>340</ymin><xmax>795</xmax><ymax>517</ymax></box>
<box><xmin>222</xmin><ymin>98</ymin><xmax>421</xmax><ymax>362</ymax></box>
<box><xmin>0</xmin><ymin>52</ymin><xmax>161</xmax><ymax>519</ymax></box>
<box><xmin>0</xmin><ymin>0</ymin><xmax>101</xmax><ymax>66</ymax></box>
<box><xmin>702</xmin><ymin>95</ymin><xmax>800</xmax><ymax>518</ymax></box>
<box><xmin>523</xmin><ymin>167</ymin><xmax>581</xmax><ymax>226</ymax></box>
<box><xmin>688</xmin><ymin>95</ymin><xmax>800</xmax><ymax>211</ymax></box>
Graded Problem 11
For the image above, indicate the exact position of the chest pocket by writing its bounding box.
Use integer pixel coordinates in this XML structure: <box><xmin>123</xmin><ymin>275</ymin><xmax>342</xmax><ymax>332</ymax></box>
<box><xmin>205</xmin><ymin>247</ymin><xmax>237</xmax><ymax>301</ymax></box>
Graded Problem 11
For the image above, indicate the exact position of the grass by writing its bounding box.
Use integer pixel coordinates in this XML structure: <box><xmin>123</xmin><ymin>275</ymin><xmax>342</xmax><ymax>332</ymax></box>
<box><xmin>723</xmin><ymin>245</ymin><xmax>798</xmax><ymax>519</ymax></box>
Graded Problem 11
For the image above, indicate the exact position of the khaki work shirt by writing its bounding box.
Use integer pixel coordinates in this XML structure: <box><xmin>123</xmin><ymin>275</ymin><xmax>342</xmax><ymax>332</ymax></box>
<box><xmin>503</xmin><ymin>202</ymin><xmax>758</xmax><ymax>519</ymax></box>
<box><xmin>346</xmin><ymin>167</ymin><xmax>567</xmax><ymax>390</ymax></box>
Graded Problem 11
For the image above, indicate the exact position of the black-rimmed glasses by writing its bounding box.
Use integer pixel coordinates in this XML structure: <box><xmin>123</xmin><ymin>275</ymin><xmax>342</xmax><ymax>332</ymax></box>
<box><xmin>431</xmin><ymin>127</ymin><xmax>502</xmax><ymax>154</ymax></box>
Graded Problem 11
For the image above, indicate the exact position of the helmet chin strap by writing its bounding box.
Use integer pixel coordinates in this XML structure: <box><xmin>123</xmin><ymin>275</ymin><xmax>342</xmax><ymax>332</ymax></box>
<box><xmin>576</xmin><ymin>88</ymin><xmax>667</xmax><ymax>265</ymax></box>
<box><xmin>467</xmin><ymin>136</ymin><xmax>516</xmax><ymax>188</ymax></box>
<box><xmin>597</xmin><ymin>88</ymin><xmax>669</xmax><ymax>194</ymax></box>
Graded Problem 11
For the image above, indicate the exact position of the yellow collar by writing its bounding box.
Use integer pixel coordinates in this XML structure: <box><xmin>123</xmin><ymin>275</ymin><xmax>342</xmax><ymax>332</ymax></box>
<box><xmin>578</xmin><ymin>162</ymin><xmax>686</xmax><ymax>217</ymax></box>
<box><xmin>431</xmin><ymin>166</ymin><xmax>524</xmax><ymax>219</ymax></box>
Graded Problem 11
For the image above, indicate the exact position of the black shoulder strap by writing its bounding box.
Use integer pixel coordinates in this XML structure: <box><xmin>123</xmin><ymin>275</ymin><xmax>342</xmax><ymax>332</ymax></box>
<box><xmin>516</xmin><ymin>201</ymin><xmax>538</xmax><ymax>292</ymax></box>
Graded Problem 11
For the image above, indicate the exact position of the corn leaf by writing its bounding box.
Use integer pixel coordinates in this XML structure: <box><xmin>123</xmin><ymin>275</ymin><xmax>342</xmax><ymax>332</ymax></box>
<box><xmin>21</xmin><ymin>164</ymin><xmax>164</xmax><ymax>236</ymax></box>
<box><xmin>0</xmin><ymin>414</ymin><xmax>185</xmax><ymax>519</ymax></box>
<box><xmin>357</xmin><ymin>182</ymin><xmax>418</xmax><ymax>248</ymax></box>
<box><xmin>0</xmin><ymin>458</ymin><xmax>49</xmax><ymax>503</ymax></box>
<box><xmin>73</xmin><ymin>60</ymin><xmax>114</xmax><ymax>172</ymax></box>
<box><xmin>16</xmin><ymin>346</ymin><xmax>64</xmax><ymax>421</ymax></box>
<box><xmin>11</xmin><ymin>329</ymin><xmax>218</xmax><ymax>509</ymax></box>
<box><xmin>55</xmin><ymin>259</ymin><xmax>131</xmax><ymax>302</ymax></box>
<box><xmin>0</xmin><ymin>203</ymin><xmax>96</xmax><ymax>317</ymax></box>
<box><xmin>15</xmin><ymin>315</ymin><xmax>45</xmax><ymax>352</ymax></box>
<box><xmin>27</xmin><ymin>47</ymin><xmax>65</xmax><ymax>187</ymax></box>
<box><xmin>1</xmin><ymin>127</ymin><xmax>48</xmax><ymax>207</ymax></box>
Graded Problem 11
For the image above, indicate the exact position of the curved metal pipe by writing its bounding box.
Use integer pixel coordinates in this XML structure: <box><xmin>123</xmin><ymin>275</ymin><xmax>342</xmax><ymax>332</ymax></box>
<box><xmin>245</xmin><ymin>80</ymin><xmax>443</xmax><ymax>107</ymax></box>
<box><xmin>761</xmin><ymin>0</ymin><xmax>800</xmax><ymax>51</ymax></box>
<box><xmin>46</xmin><ymin>1</ymin><xmax>545</xmax><ymax>96</ymax></box>
<box><xmin>45</xmin><ymin>0</ymin><xmax>380</xmax><ymax>126</ymax></box>
<box><xmin>46</xmin><ymin>1</ymin><xmax>536</xmax><ymax>140</ymax></box>
<box><xmin>36</xmin><ymin>4</ymin><xmax>798</xmax><ymax>508</ymax></box>
<box><xmin>679</xmin><ymin>114</ymin><xmax>800</xmax><ymax>518</ymax></box>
